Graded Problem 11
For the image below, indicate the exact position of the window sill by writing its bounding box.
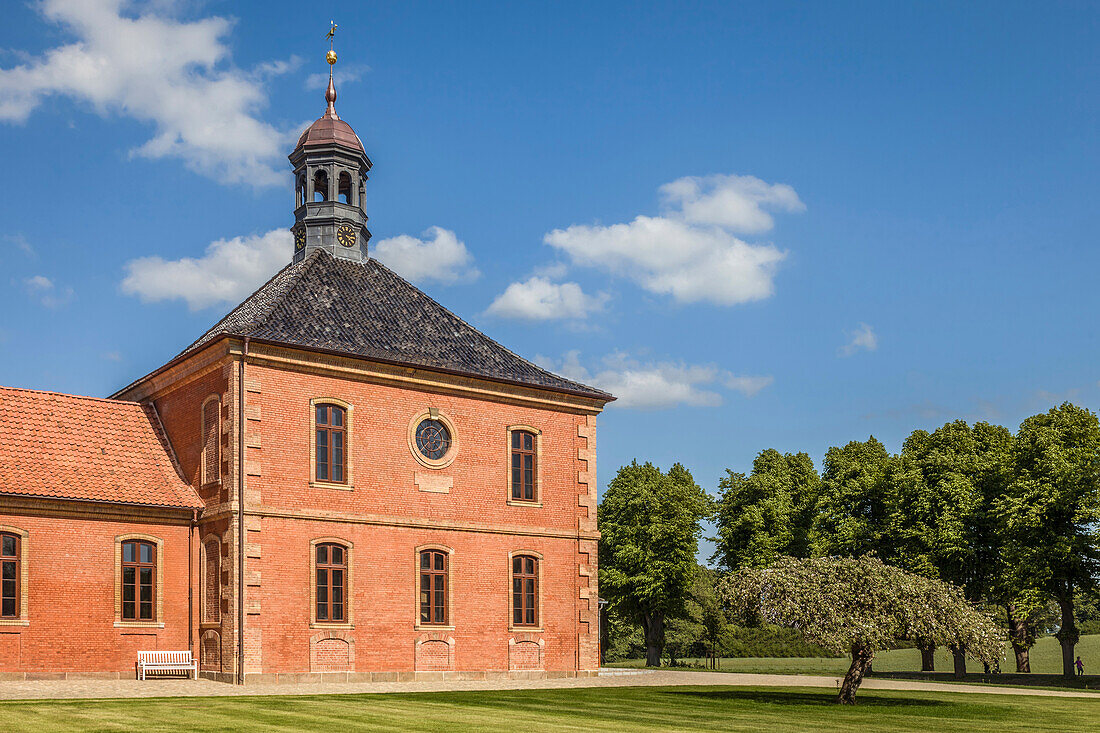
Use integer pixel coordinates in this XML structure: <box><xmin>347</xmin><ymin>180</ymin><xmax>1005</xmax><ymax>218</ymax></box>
<box><xmin>509</xmin><ymin>626</ymin><xmax>543</xmax><ymax>633</ymax></box>
<box><xmin>114</xmin><ymin>621</ymin><xmax>165</xmax><ymax>629</ymax></box>
<box><xmin>0</xmin><ymin>619</ymin><xmax>29</xmax><ymax>627</ymax></box>
<box><xmin>310</xmin><ymin>622</ymin><xmax>354</xmax><ymax>630</ymax></box>
<box><xmin>507</xmin><ymin>499</ymin><xmax>542</xmax><ymax>508</ymax></box>
<box><xmin>415</xmin><ymin>624</ymin><xmax>455</xmax><ymax>632</ymax></box>
<box><xmin>310</xmin><ymin>481</ymin><xmax>354</xmax><ymax>491</ymax></box>
<box><xmin>199</xmin><ymin>621</ymin><xmax>221</xmax><ymax>630</ymax></box>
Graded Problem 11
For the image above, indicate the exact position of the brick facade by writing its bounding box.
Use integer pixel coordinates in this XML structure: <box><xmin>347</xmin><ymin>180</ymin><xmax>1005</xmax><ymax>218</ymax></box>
<box><xmin>0</xmin><ymin>335</ymin><xmax>605</xmax><ymax>682</ymax></box>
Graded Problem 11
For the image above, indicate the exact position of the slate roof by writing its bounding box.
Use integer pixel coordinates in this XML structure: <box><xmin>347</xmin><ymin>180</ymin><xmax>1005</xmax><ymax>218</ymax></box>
<box><xmin>0</xmin><ymin>387</ymin><xmax>204</xmax><ymax>509</ymax></box>
<box><xmin>176</xmin><ymin>250</ymin><xmax>612</xmax><ymax>401</ymax></box>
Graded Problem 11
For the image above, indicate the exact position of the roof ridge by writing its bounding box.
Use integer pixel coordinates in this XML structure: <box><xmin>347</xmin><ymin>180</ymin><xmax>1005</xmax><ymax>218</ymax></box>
<box><xmin>0</xmin><ymin>385</ymin><xmax>140</xmax><ymax>406</ymax></box>
<box><xmin>174</xmin><ymin>252</ymin><xmax>312</xmax><ymax>357</ymax></box>
<box><xmin>365</xmin><ymin>257</ymin><xmax>607</xmax><ymax>396</ymax></box>
<box><xmin>249</xmin><ymin>249</ymin><xmax>327</xmax><ymax>332</ymax></box>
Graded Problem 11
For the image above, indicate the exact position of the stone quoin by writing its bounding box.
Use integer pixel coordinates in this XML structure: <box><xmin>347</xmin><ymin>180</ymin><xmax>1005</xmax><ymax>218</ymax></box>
<box><xmin>0</xmin><ymin>41</ymin><xmax>613</xmax><ymax>683</ymax></box>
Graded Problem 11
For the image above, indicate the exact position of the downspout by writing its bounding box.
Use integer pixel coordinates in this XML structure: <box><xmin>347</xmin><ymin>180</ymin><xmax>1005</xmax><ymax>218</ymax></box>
<box><xmin>189</xmin><ymin>508</ymin><xmax>197</xmax><ymax>653</ymax></box>
<box><xmin>237</xmin><ymin>337</ymin><xmax>249</xmax><ymax>685</ymax></box>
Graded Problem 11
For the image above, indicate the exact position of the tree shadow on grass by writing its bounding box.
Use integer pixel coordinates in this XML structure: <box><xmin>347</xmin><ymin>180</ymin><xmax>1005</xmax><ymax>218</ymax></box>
<box><xmin>664</xmin><ymin>688</ymin><xmax>947</xmax><ymax>708</ymax></box>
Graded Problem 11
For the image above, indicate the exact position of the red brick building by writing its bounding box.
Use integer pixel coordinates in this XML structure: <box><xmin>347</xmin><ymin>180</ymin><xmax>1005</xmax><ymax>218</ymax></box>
<box><xmin>0</xmin><ymin>67</ymin><xmax>612</xmax><ymax>683</ymax></box>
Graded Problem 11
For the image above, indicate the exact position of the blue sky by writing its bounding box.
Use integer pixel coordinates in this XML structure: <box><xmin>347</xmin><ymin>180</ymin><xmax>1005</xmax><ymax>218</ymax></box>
<box><xmin>3</xmin><ymin>1</ymin><xmax>1100</xmax><ymax>533</ymax></box>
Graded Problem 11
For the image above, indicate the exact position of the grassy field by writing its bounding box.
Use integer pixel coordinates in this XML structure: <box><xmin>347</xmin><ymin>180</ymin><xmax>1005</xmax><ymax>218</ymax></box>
<box><xmin>1</xmin><ymin>686</ymin><xmax>1099</xmax><ymax>732</ymax></box>
<box><xmin>610</xmin><ymin>633</ymin><xmax>1100</xmax><ymax>678</ymax></box>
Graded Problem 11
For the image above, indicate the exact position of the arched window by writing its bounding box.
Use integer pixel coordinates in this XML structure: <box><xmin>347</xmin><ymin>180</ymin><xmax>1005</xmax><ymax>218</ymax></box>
<box><xmin>122</xmin><ymin>540</ymin><xmax>156</xmax><ymax>622</ymax></box>
<box><xmin>419</xmin><ymin>549</ymin><xmax>448</xmax><ymax>625</ymax></box>
<box><xmin>512</xmin><ymin>555</ymin><xmax>538</xmax><ymax>627</ymax></box>
<box><xmin>510</xmin><ymin>430</ymin><xmax>537</xmax><ymax>502</ymax></box>
<box><xmin>313</xmin><ymin>169</ymin><xmax>329</xmax><ymax>202</ymax></box>
<box><xmin>315</xmin><ymin>543</ymin><xmax>348</xmax><ymax>623</ymax></box>
<box><xmin>297</xmin><ymin>175</ymin><xmax>306</xmax><ymax>207</ymax></box>
<box><xmin>315</xmin><ymin>403</ymin><xmax>347</xmax><ymax>483</ymax></box>
<box><xmin>338</xmin><ymin>171</ymin><xmax>352</xmax><ymax>204</ymax></box>
<box><xmin>1</xmin><ymin>532</ymin><xmax>19</xmax><ymax>619</ymax></box>
<box><xmin>203</xmin><ymin>537</ymin><xmax>220</xmax><ymax>623</ymax></box>
<box><xmin>201</xmin><ymin>396</ymin><xmax>220</xmax><ymax>486</ymax></box>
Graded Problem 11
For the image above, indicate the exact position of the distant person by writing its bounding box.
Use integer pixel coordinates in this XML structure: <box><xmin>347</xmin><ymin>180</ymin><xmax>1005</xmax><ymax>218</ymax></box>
<box><xmin>1076</xmin><ymin>656</ymin><xmax>1084</xmax><ymax>676</ymax></box>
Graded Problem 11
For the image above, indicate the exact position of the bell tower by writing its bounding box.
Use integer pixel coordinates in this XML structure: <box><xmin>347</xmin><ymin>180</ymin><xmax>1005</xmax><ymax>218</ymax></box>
<box><xmin>289</xmin><ymin>27</ymin><xmax>372</xmax><ymax>263</ymax></box>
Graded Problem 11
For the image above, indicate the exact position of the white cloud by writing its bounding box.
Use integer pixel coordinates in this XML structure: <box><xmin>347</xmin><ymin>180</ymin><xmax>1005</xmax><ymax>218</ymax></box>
<box><xmin>839</xmin><ymin>323</ymin><xmax>878</xmax><ymax>357</ymax></box>
<box><xmin>659</xmin><ymin>174</ymin><xmax>805</xmax><ymax>233</ymax></box>
<box><xmin>24</xmin><ymin>274</ymin><xmax>74</xmax><ymax>308</ymax></box>
<box><xmin>4</xmin><ymin>234</ymin><xmax>34</xmax><ymax>257</ymax></box>
<box><xmin>538</xmin><ymin>351</ymin><xmax>741</xmax><ymax>410</ymax></box>
<box><xmin>486</xmin><ymin>276</ymin><xmax>607</xmax><ymax>321</ymax></box>
<box><xmin>372</xmin><ymin>227</ymin><xmax>479</xmax><ymax>284</ymax></box>
<box><xmin>121</xmin><ymin>228</ymin><xmax>290</xmax><ymax>310</ymax></box>
<box><xmin>544</xmin><ymin>173</ymin><xmax>802</xmax><ymax>306</ymax></box>
<box><xmin>101</xmin><ymin>350</ymin><xmax>123</xmax><ymax>362</ymax></box>
<box><xmin>724</xmin><ymin>373</ymin><xmax>774</xmax><ymax>397</ymax></box>
<box><xmin>0</xmin><ymin>0</ymin><xmax>296</xmax><ymax>186</ymax></box>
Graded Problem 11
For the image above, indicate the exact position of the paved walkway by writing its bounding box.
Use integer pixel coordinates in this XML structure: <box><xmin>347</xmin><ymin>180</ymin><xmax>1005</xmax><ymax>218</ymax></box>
<box><xmin>2</xmin><ymin>670</ymin><xmax>1099</xmax><ymax>701</ymax></box>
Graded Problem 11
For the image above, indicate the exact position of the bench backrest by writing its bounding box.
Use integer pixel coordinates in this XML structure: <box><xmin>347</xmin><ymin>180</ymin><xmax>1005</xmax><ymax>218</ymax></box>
<box><xmin>138</xmin><ymin>650</ymin><xmax>193</xmax><ymax>664</ymax></box>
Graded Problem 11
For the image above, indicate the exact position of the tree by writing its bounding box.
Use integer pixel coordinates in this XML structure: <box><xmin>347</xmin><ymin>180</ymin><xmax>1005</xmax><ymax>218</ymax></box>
<box><xmin>712</xmin><ymin>449</ymin><xmax>820</xmax><ymax>571</ymax></box>
<box><xmin>889</xmin><ymin>421</ymin><xmax>1014</xmax><ymax>675</ymax></box>
<box><xmin>997</xmin><ymin>403</ymin><xmax>1100</xmax><ymax>677</ymax></box>
<box><xmin>810</xmin><ymin>437</ymin><xmax>893</xmax><ymax>558</ymax></box>
<box><xmin>598</xmin><ymin>461</ymin><xmax>711</xmax><ymax>666</ymax></box>
<box><xmin>719</xmin><ymin>555</ymin><xmax>1003</xmax><ymax>704</ymax></box>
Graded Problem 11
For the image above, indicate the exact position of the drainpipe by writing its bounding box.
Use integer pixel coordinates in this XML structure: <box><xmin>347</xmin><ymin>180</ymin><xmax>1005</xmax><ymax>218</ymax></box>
<box><xmin>189</xmin><ymin>508</ymin><xmax>197</xmax><ymax>653</ymax></box>
<box><xmin>237</xmin><ymin>337</ymin><xmax>249</xmax><ymax>685</ymax></box>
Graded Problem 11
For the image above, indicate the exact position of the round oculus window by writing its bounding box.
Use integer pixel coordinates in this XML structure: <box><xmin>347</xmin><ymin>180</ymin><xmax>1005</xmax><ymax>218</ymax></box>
<box><xmin>415</xmin><ymin>419</ymin><xmax>452</xmax><ymax>461</ymax></box>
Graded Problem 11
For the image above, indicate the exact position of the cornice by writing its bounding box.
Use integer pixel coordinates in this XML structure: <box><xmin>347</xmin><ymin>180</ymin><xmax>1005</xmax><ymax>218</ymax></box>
<box><xmin>198</xmin><ymin>503</ymin><xmax>599</xmax><ymax>542</ymax></box>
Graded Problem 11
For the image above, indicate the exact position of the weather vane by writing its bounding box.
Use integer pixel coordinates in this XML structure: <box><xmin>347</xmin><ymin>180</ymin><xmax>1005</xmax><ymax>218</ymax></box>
<box><xmin>326</xmin><ymin>21</ymin><xmax>338</xmax><ymax>67</ymax></box>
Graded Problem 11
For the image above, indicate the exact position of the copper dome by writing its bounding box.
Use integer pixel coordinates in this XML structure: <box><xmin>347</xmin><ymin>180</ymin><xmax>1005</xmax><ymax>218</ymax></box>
<box><xmin>295</xmin><ymin>114</ymin><xmax>364</xmax><ymax>152</ymax></box>
<box><xmin>294</xmin><ymin>74</ymin><xmax>365</xmax><ymax>154</ymax></box>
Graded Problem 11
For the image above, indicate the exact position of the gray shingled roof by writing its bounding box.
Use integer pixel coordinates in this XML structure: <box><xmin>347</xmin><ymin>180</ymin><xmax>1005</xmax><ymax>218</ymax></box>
<box><xmin>178</xmin><ymin>250</ymin><xmax>612</xmax><ymax>401</ymax></box>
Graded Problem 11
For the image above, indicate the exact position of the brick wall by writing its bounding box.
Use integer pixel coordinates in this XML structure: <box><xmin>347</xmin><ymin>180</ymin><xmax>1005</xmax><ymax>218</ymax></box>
<box><xmin>0</xmin><ymin>513</ymin><xmax>192</xmax><ymax>674</ymax></box>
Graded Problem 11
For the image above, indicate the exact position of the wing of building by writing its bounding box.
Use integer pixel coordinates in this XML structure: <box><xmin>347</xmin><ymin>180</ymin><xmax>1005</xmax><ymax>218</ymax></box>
<box><xmin>0</xmin><ymin>53</ymin><xmax>612</xmax><ymax>683</ymax></box>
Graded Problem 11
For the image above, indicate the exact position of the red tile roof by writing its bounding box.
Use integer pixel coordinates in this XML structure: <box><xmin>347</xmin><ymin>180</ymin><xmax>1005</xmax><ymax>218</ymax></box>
<box><xmin>0</xmin><ymin>386</ymin><xmax>203</xmax><ymax>510</ymax></box>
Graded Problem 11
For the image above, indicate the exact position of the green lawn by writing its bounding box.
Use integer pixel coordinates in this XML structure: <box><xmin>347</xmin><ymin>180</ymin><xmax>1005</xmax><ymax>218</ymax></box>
<box><xmin>610</xmin><ymin>633</ymin><xmax>1100</xmax><ymax>678</ymax></box>
<box><xmin>1</xmin><ymin>686</ymin><xmax>1098</xmax><ymax>732</ymax></box>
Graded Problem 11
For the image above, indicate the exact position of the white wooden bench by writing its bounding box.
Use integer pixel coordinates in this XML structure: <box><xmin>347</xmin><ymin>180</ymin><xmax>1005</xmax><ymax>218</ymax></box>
<box><xmin>137</xmin><ymin>650</ymin><xmax>197</xmax><ymax>680</ymax></box>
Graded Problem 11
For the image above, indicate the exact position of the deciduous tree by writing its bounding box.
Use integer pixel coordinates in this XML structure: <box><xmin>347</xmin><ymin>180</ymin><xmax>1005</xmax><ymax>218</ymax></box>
<box><xmin>598</xmin><ymin>461</ymin><xmax>711</xmax><ymax>666</ymax></box>
<box><xmin>889</xmin><ymin>421</ymin><xmax>1014</xmax><ymax>675</ymax></box>
<box><xmin>719</xmin><ymin>555</ymin><xmax>1003</xmax><ymax>704</ymax></box>
<box><xmin>712</xmin><ymin>449</ymin><xmax>820</xmax><ymax>571</ymax></box>
<box><xmin>997</xmin><ymin>403</ymin><xmax>1100</xmax><ymax>677</ymax></box>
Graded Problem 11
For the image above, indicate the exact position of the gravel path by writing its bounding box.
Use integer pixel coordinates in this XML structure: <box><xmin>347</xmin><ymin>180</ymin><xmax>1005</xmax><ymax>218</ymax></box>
<box><xmin>1</xmin><ymin>670</ymin><xmax>1099</xmax><ymax>701</ymax></box>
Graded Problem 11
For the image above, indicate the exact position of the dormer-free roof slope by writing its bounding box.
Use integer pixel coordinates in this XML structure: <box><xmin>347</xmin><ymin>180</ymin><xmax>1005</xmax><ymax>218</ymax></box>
<box><xmin>174</xmin><ymin>250</ymin><xmax>612</xmax><ymax>401</ymax></box>
<box><xmin>0</xmin><ymin>387</ymin><xmax>203</xmax><ymax>509</ymax></box>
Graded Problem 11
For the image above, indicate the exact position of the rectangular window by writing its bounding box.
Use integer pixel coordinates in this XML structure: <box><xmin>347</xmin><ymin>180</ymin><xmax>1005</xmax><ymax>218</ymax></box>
<box><xmin>1</xmin><ymin>533</ymin><xmax>19</xmax><ymax>619</ymax></box>
<box><xmin>511</xmin><ymin>431</ymin><xmax>537</xmax><ymax>502</ymax></box>
<box><xmin>121</xmin><ymin>540</ymin><xmax>156</xmax><ymax>622</ymax></box>
<box><xmin>419</xmin><ymin>550</ymin><xmax>448</xmax><ymax>625</ymax></box>
<box><xmin>315</xmin><ymin>543</ymin><xmax>348</xmax><ymax>623</ymax></box>
<box><xmin>316</xmin><ymin>404</ymin><xmax>347</xmax><ymax>484</ymax></box>
<box><xmin>512</xmin><ymin>555</ymin><xmax>538</xmax><ymax>626</ymax></box>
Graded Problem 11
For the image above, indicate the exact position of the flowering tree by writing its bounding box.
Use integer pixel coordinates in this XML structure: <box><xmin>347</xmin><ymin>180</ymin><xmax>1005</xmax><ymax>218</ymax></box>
<box><xmin>719</xmin><ymin>555</ymin><xmax>1003</xmax><ymax>704</ymax></box>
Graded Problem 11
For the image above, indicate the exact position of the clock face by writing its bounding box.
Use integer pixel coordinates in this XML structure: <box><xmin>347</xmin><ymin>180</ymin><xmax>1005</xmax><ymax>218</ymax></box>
<box><xmin>336</xmin><ymin>225</ymin><xmax>357</xmax><ymax>248</ymax></box>
<box><xmin>293</xmin><ymin>227</ymin><xmax>306</xmax><ymax>250</ymax></box>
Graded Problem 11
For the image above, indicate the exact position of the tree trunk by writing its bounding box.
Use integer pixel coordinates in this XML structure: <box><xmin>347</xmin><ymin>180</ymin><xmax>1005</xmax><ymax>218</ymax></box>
<box><xmin>949</xmin><ymin>644</ymin><xmax>966</xmax><ymax>680</ymax></box>
<box><xmin>837</xmin><ymin>645</ymin><xmax>874</xmax><ymax>705</ymax></box>
<box><xmin>1004</xmin><ymin>604</ymin><xmax>1031</xmax><ymax>673</ymax></box>
<box><xmin>1056</xmin><ymin>594</ymin><xmax>1079</xmax><ymax>679</ymax></box>
<box><xmin>919</xmin><ymin>642</ymin><xmax>936</xmax><ymax>672</ymax></box>
<box><xmin>641</xmin><ymin>612</ymin><xmax>665</xmax><ymax>667</ymax></box>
